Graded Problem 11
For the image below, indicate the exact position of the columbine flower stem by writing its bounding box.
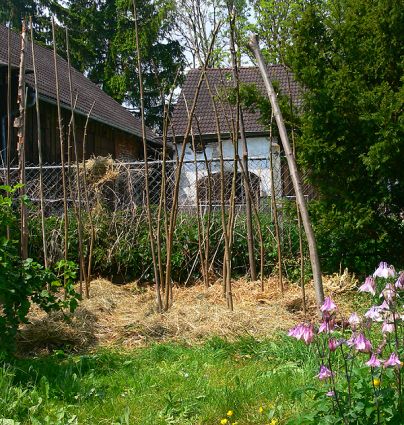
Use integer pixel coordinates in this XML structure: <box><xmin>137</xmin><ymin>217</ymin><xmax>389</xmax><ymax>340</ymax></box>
<box><xmin>326</xmin><ymin>358</ymin><xmax>348</xmax><ymax>425</ymax></box>
<box><xmin>392</xmin><ymin>313</ymin><xmax>403</xmax><ymax>418</ymax></box>
<box><xmin>370</xmin><ymin>367</ymin><xmax>381</xmax><ymax>425</ymax></box>
<box><xmin>339</xmin><ymin>343</ymin><xmax>351</xmax><ymax>406</ymax></box>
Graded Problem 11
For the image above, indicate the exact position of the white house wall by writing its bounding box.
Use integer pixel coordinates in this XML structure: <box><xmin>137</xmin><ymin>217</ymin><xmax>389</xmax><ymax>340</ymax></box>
<box><xmin>175</xmin><ymin>136</ymin><xmax>282</xmax><ymax>207</ymax></box>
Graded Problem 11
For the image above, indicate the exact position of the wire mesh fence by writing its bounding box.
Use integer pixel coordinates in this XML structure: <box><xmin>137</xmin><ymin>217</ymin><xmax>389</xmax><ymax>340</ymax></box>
<box><xmin>0</xmin><ymin>154</ymin><xmax>315</xmax><ymax>217</ymax></box>
<box><xmin>0</xmin><ymin>154</ymin><xmax>316</xmax><ymax>281</ymax></box>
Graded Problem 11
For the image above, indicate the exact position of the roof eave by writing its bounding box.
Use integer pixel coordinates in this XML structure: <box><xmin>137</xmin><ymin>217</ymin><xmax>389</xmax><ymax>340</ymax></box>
<box><xmin>168</xmin><ymin>130</ymin><xmax>270</xmax><ymax>142</ymax></box>
<box><xmin>37</xmin><ymin>94</ymin><xmax>159</xmax><ymax>143</ymax></box>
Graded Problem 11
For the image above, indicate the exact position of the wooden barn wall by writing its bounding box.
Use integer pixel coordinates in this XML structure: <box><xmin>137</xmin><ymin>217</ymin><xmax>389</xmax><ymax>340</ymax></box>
<box><xmin>4</xmin><ymin>99</ymin><xmax>141</xmax><ymax>164</ymax></box>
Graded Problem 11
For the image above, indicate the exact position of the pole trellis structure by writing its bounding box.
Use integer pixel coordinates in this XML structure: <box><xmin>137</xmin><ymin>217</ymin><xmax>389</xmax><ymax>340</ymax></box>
<box><xmin>249</xmin><ymin>34</ymin><xmax>325</xmax><ymax>312</ymax></box>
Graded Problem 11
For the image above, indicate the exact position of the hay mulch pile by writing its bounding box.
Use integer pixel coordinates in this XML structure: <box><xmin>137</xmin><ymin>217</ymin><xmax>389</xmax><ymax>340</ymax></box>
<box><xmin>17</xmin><ymin>273</ymin><xmax>358</xmax><ymax>355</ymax></box>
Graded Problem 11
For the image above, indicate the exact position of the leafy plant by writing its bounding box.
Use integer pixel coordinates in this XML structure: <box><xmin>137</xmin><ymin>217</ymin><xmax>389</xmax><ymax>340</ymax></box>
<box><xmin>28</xmin><ymin>206</ymin><xmax>307</xmax><ymax>284</ymax></box>
<box><xmin>288</xmin><ymin>262</ymin><xmax>404</xmax><ymax>424</ymax></box>
<box><xmin>0</xmin><ymin>186</ymin><xmax>80</xmax><ymax>356</ymax></box>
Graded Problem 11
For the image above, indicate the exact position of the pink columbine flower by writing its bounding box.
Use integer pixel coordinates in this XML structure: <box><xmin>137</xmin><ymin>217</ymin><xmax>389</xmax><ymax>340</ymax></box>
<box><xmin>317</xmin><ymin>365</ymin><xmax>333</xmax><ymax>380</ymax></box>
<box><xmin>359</xmin><ymin>276</ymin><xmax>376</xmax><ymax>296</ymax></box>
<box><xmin>328</xmin><ymin>338</ymin><xmax>341</xmax><ymax>352</ymax></box>
<box><xmin>380</xmin><ymin>283</ymin><xmax>396</xmax><ymax>302</ymax></box>
<box><xmin>395</xmin><ymin>272</ymin><xmax>404</xmax><ymax>290</ymax></box>
<box><xmin>366</xmin><ymin>353</ymin><xmax>382</xmax><ymax>367</ymax></box>
<box><xmin>321</xmin><ymin>297</ymin><xmax>337</xmax><ymax>313</ymax></box>
<box><xmin>301</xmin><ymin>324</ymin><xmax>315</xmax><ymax>344</ymax></box>
<box><xmin>373</xmin><ymin>262</ymin><xmax>396</xmax><ymax>279</ymax></box>
<box><xmin>288</xmin><ymin>324</ymin><xmax>304</xmax><ymax>338</ymax></box>
<box><xmin>365</xmin><ymin>306</ymin><xmax>383</xmax><ymax>322</ymax></box>
<box><xmin>319</xmin><ymin>320</ymin><xmax>335</xmax><ymax>333</ymax></box>
<box><xmin>384</xmin><ymin>352</ymin><xmax>402</xmax><ymax>368</ymax></box>
<box><xmin>288</xmin><ymin>324</ymin><xmax>314</xmax><ymax>344</ymax></box>
<box><xmin>382</xmin><ymin>321</ymin><xmax>394</xmax><ymax>333</ymax></box>
<box><xmin>348</xmin><ymin>312</ymin><xmax>361</xmax><ymax>328</ymax></box>
<box><xmin>349</xmin><ymin>333</ymin><xmax>372</xmax><ymax>353</ymax></box>
<box><xmin>378</xmin><ymin>300</ymin><xmax>390</xmax><ymax>311</ymax></box>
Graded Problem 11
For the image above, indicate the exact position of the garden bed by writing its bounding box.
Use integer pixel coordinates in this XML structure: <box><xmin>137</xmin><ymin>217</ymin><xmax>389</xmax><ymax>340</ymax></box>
<box><xmin>18</xmin><ymin>274</ymin><xmax>357</xmax><ymax>355</ymax></box>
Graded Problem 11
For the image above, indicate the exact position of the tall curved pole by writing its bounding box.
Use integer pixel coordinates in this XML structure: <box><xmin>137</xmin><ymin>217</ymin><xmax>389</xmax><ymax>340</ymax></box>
<box><xmin>248</xmin><ymin>34</ymin><xmax>324</xmax><ymax>311</ymax></box>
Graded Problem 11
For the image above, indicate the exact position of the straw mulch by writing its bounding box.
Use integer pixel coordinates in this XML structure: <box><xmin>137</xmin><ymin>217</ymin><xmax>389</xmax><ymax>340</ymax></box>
<box><xmin>17</xmin><ymin>273</ymin><xmax>358</xmax><ymax>355</ymax></box>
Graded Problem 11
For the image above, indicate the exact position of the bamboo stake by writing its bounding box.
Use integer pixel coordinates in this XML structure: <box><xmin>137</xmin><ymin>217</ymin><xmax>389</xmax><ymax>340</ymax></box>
<box><xmin>285</xmin><ymin>66</ymin><xmax>307</xmax><ymax>314</ymax></box>
<box><xmin>65</xmin><ymin>27</ymin><xmax>89</xmax><ymax>297</ymax></box>
<box><xmin>214</xmin><ymin>76</ymin><xmax>240</xmax><ymax>306</ymax></box>
<box><xmin>155</xmin><ymin>69</ymin><xmax>179</xmax><ymax>297</ymax></box>
<box><xmin>236</xmin><ymin>156</ymin><xmax>265</xmax><ymax>290</ymax></box>
<box><xmin>214</xmin><ymin>70</ymin><xmax>237</xmax><ymax>309</ymax></box>
<box><xmin>16</xmin><ymin>21</ymin><xmax>28</xmax><ymax>259</ymax></box>
<box><xmin>227</xmin><ymin>6</ymin><xmax>257</xmax><ymax>281</ymax></box>
<box><xmin>156</xmin><ymin>106</ymin><xmax>169</xmax><ymax>292</ymax></box>
<box><xmin>81</xmin><ymin>101</ymin><xmax>96</xmax><ymax>282</ymax></box>
<box><xmin>52</xmin><ymin>18</ymin><xmax>69</xmax><ymax>270</ymax></box>
<box><xmin>6</xmin><ymin>26</ymin><xmax>12</xmax><ymax>240</ymax></box>
<box><xmin>182</xmin><ymin>95</ymin><xmax>206</xmax><ymax>286</ymax></box>
<box><xmin>29</xmin><ymin>18</ymin><xmax>48</xmax><ymax>269</ymax></box>
<box><xmin>268</xmin><ymin>113</ymin><xmax>283</xmax><ymax>293</ymax></box>
<box><xmin>203</xmin><ymin>73</ymin><xmax>233</xmax><ymax>310</ymax></box>
<box><xmin>132</xmin><ymin>0</ymin><xmax>162</xmax><ymax>311</ymax></box>
<box><xmin>156</xmin><ymin>106</ymin><xmax>169</xmax><ymax>291</ymax></box>
<box><xmin>163</xmin><ymin>25</ymin><xmax>221</xmax><ymax>311</ymax></box>
<box><xmin>249</xmin><ymin>35</ymin><xmax>324</xmax><ymax>310</ymax></box>
<box><xmin>213</xmin><ymin>72</ymin><xmax>265</xmax><ymax>290</ymax></box>
<box><xmin>194</xmin><ymin>115</ymin><xmax>213</xmax><ymax>288</ymax></box>
<box><xmin>201</xmin><ymin>144</ymin><xmax>213</xmax><ymax>287</ymax></box>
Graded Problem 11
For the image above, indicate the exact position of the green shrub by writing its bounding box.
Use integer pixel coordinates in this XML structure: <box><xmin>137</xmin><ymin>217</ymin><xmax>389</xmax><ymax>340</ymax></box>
<box><xmin>0</xmin><ymin>185</ymin><xmax>80</xmax><ymax>356</ymax></box>
<box><xmin>309</xmin><ymin>202</ymin><xmax>404</xmax><ymax>275</ymax></box>
<box><xmin>28</xmin><ymin>205</ymin><xmax>308</xmax><ymax>283</ymax></box>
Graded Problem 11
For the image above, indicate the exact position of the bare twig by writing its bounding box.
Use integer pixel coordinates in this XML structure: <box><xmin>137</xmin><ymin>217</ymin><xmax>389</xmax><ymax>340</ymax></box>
<box><xmin>16</xmin><ymin>21</ymin><xmax>28</xmax><ymax>259</ymax></box>
<box><xmin>52</xmin><ymin>18</ymin><xmax>69</xmax><ymax>270</ymax></box>
<box><xmin>30</xmin><ymin>18</ymin><xmax>48</xmax><ymax>270</ymax></box>
<box><xmin>6</xmin><ymin>26</ymin><xmax>12</xmax><ymax>240</ymax></box>
<box><xmin>66</xmin><ymin>27</ymin><xmax>89</xmax><ymax>297</ymax></box>
<box><xmin>132</xmin><ymin>0</ymin><xmax>162</xmax><ymax>311</ymax></box>
<box><xmin>227</xmin><ymin>5</ymin><xmax>257</xmax><ymax>281</ymax></box>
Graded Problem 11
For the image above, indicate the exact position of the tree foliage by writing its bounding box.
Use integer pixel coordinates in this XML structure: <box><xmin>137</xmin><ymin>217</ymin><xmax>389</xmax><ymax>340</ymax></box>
<box><xmin>0</xmin><ymin>0</ymin><xmax>186</xmax><ymax>130</ymax></box>
<box><xmin>286</xmin><ymin>0</ymin><xmax>404</xmax><ymax>272</ymax></box>
<box><xmin>250</xmin><ymin>0</ymin><xmax>307</xmax><ymax>64</ymax></box>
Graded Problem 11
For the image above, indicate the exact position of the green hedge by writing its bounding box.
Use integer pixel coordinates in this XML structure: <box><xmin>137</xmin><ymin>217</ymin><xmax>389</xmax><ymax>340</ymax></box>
<box><xmin>28</xmin><ymin>201</ymin><xmax>403</xmax><ymax>283</ymax></box>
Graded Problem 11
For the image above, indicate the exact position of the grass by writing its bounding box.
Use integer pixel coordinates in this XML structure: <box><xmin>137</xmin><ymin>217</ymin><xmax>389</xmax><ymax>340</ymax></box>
<box><xmin>1</xmin><ymin>336</ymin><xmax>319</xmax><ymax>425</ymax></box>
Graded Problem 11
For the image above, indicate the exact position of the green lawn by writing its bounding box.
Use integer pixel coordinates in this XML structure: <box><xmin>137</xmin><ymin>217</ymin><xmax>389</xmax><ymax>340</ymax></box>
<box><xmin>1</xmin><ymin>336</ymin><xmax>319</xmax><ymax>425</ymax></box>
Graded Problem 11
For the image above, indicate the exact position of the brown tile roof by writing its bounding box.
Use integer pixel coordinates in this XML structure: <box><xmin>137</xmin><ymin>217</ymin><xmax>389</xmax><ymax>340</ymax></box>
<box><xmin>171</xmin><ymin>65</ymin><xmax>301</xmax><ymax>138</ymax></box>
<box><xmin>0</xmin><ymin>24</ymin><xmax>157</xmax><ymax>142</ymax></box>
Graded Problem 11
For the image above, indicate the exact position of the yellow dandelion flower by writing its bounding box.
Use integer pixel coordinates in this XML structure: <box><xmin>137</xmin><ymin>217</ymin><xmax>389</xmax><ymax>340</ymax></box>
<box><xmin>270</xmin><ymin>419</ymin><xmax>278</xmax><ymax>425</ymax></box>
<box><xmin>220</xmin><ymin>419</ymin><xmax>228</xmax><ymax>425</ymax></box>
<box><xmin>259</xmin><ymin>406</ymin><xmax>264</xmax><ymax>414</ymax></box>
<box><xmin>373</xmin><ymin>378</ymin><xmax>381</xmax><ymax>387</ymax></box>
<box><xmin>227</xmin><ymin>410</ymin><xmax>234</xmax><ymax>417</ymax></box>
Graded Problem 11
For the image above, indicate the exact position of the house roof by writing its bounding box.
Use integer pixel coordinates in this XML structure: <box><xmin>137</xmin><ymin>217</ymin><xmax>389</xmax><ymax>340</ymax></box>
<box><xmin>170</xmin><ymin>65</ymin><xmax>301</xmax><ymax>139</ymax></box>
<box><xmin>0</xmin><ymin>24</ymin><xmax>157</xmax><ymax>142</ymax></box>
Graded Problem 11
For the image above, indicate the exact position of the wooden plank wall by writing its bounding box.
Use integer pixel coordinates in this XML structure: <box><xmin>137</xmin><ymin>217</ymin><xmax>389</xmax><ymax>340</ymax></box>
<box><xmin>4</xmin><ymin>98</ymin><xmax>142</xmax><ymax>164</ymax></box>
